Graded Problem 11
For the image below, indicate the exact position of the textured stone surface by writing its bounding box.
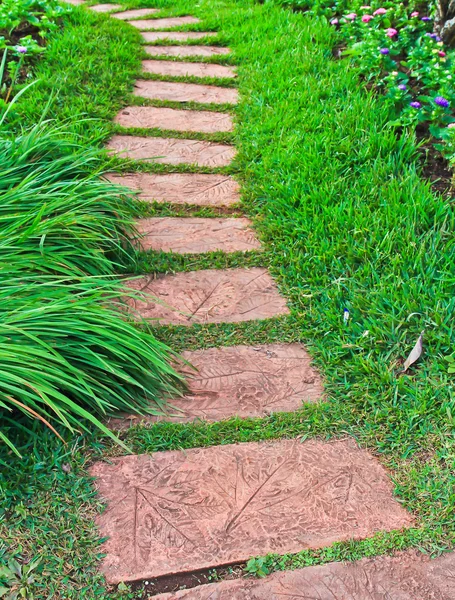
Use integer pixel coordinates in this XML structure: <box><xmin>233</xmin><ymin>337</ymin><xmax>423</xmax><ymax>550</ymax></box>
<box><xmin>91</xmin><ymin>438</ymin><xmax>413</xmax><ymax>584</ymax></box>
<box><xmin>63</xmin><ymin>0</ymin><xmax>85</xmax><ymax>5</ymax></box>
<box><xmin>134</xmin><ymin>80</ymin><xmax>238</xmax><ymax>104</ymax></box>
<box><xmin>109</xmin><ymin>343</ymin><xmax>323</xmax><ymax>427</ymax></box>
<box><xmin>153</xmin><ymin>551</ymin><xmax>455</xmax><ymax>600</ymax></box>
<box><xmin>89</xmin><ymin>3</ymin><xmax>121</xmax><ymax>11</ymax></box>
<box><xmin>144</xmin><ymin>45</ymin><xmax>230</xmax><ymax>57</ymax></box>
<box><xmin>141</xmin><ymin>31</ymin><xmax>217</xmax><ymax>42</ymax></box>
<box><xmin>114</xmin><ymin>106</ymin><xmax>233</xmax><ymax>133</ymax></box>
<box><xmin>105</xmin><ymin>173</ymin><xmax>240</xmax><ymax>206</ymax></box>
<box><xmin>135</xmin><ymin>217</ymin><xmax>260</xmax><ymax>253</ymax></box>
<box><xmin>129</xmin><ymin>16</ymin><xmax>200</xmax><ymax>29</ymax></box>
<box><xmin>107</xmin><ymin>135</ymin><xmax>236</xmax><ymax>167</ymax></box>
<box><xmin>127</xmin><ymin>268</ymin><xmax>289</xmax><ymax>325</ymax></box>
<box><xmin>111</xmin><ymin>7</ymin><xmax>159</xmax><ymax>19</ymax></box>
<box><xmin>142</xmin><ymin>60</ymin><xmax>236</xmax><ymax>79</ymax></box>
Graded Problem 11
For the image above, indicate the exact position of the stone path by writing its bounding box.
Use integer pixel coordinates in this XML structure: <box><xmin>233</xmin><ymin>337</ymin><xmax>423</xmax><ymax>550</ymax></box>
<box><xmin>77</xmin><ymin>2</ymin><xmax>417</xmax><ymax>594</ymax></box>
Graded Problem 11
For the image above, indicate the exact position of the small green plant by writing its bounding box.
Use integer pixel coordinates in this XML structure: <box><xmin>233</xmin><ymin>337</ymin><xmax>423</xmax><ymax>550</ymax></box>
<box><xmin>0</xmin><ymin>556</ymin><xmax>41</xmax><ymax>599</ymax></box>
<box><xmin>245</xmin><ymin>557</ymin><xmax>270</xmax><ymax>578</ymax></box>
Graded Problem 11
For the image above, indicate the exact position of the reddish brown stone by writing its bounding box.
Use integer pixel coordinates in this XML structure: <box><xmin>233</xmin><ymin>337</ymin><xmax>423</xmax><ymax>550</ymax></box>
<box><xmin>142</xmin><ymin>60</ymin><xmax>236</xmax><ymax>79</ymax></box>
<box><xmin>109</xmin><ymin>343</ymin><xmax>323</xmax><ymax>428</ymax></box>
<box><xmin>144</xmin><ymin>46</ymin><xmax>231</xmax><ymax>58</ymax></box>
<box><xmin>89</xmin><ymin>3</ymin><xmax>121</xmax><ymax>11</ymax></box>
<box><xmin>134</xmin><ymin>80</ymin><xmax>238</xmax><ymax>104</ymax></box>
<box><xmin>114</xmin><ymin>106</ymin><xmax>233</xmax><ymax>133</ymax></box>
<box><xmin>128</xmin><ymin>16</ymin><xmax>200</xmax><ymax>29</ymax></box>
<box><xmin>105</xmin><ymin>173</ymin><xmax>240</xmax><ymax>206</ymax></box>
<box><xmin>141</xmin><ymin>31</ymin><xmax>217</xmax><ymax>42</ymax></box>
<box><xmin>127</xmin><ymin>268</ymin><xmax>289</xmax><ymax>325</ymax></box>
<box><xmin>134</xmin><ymin>217</ymin><xmax>260</xmax><ymax>253</ymax></box>
<box><xmin>91</xmin><ymin>438</ymin><xmax>413</xmax><ymax>584</ymax></box>
<box><xmin>153</xmin><ymin>551</ymin><xmax>455</xmax><ymax>599</ymax></box>
<box><xmin>106</xmin><ymin>135</ymin><xmax>236</xmax><ymax>167</ymax></box>
<box><xmin>111</xmin><ymin>8</ymin><xmax>159</xmax><ymax>19</ymax></box>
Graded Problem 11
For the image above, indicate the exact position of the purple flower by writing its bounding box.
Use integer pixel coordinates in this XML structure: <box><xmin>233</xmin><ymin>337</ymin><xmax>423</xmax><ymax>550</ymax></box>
<box><xmin>410</xmin><ymin>101</ymin><xmax>421</xmax><ymax>108</ymax></box>
<box><xmin>15</xmin><ymin>45</ymin><xmax>27</xmax><ymax>54</ymax></box>
<box><xmin>398</xmin><ymin>84</ymin><xmax>407</xmax><ymax>91</ymax></box>
<box><xmin>426</xmin><ymin>32</ymin><xmax>441</xmax><ymax>40</ymax></box>
<box><xmin>421</xmin><ymin>16</ymin><xmax>432</xmax><ymax>21</ymax></box>
<box><xmin>330</xmin><ymin>17</ymin><xmax>339</xmax><ymax>25</ymax></box>
<box><xmin>380</xmin><ymin>48</ymin><xmax>390</xmax><ymax>55</ymax></box>
<box><xmin>434</xmin><ymin>96</ymin><xmax>450</xmax><ymax>107</ymax></box>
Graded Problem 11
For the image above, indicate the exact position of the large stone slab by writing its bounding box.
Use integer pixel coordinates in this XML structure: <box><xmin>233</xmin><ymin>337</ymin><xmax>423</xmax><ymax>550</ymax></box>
<box><xmin>134</xmin><ymin>80</ymin><xmax>238</xmax><ymax>104</ymax></box>
<box><xmin>105</xmin><ymin>173</ymin><xmax>240</xmax><ymax>206</ymax></box>
<box><xmin>91</xmin><ymin>438</ymin><xmax>413</xmax><ymax>584</ymax></box>
<box><xmin>129</xmin><ymin>16</ymin><xmax>200</xmax><ymax>29</ymax></box>
<box><xmin>135</xmin><ymin>217</ymin><xmax>260</xmax><ymax>253</ymax></box>
<box><xmin>142</xmin><ymin>60</ymin><xmax>236</xmax><ymax>79</ymax></box>
<box><xmin>127</xmin><ymin>267</ymin><xmax>289</xmax><ymax>325</ymax></box>
<box><xmin>114</xmin><ymin>106</ymin><xmax>233</xmax><ymax>133</ymax></box>
<box><xmin>111</xmin><ymin>8</ymin><xmax>159</xmax><ymax>19</ymax></box>
<box><xmin>110</xmin><ymin>343</ymin><xmax>323</xmax><ymax>427</ymax></box>
<box><xmin>145</xmin><ymin>46</ymin><xmax>231</xmax><ymax>58</ymax></box>
<box><xmin>107</xmin><ymin>135</ymin><xmax>236</xmax><ymax>167</ymax></box>
<box><xmin>142</xmin><ymin>31</ymin><xmax>217</xmax><ymax>42</ymax></box>
<box><xmin>89</xmin><ymin>3</ymin><xmax>121</xmax><ymax>12</ymax></box>
<box><xmin>154</xmin><ymin>551</ymin><xmax>455</xmax><ymax>600</ymax></box>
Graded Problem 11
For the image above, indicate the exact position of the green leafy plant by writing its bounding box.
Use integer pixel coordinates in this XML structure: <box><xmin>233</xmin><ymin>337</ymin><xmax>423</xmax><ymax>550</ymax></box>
<box><xmin>245</xmin><ymin>557</ymin><xmax>270</xmax><ymax>578</ymax></box>
<box><xmin>0</xmin><ymin>556</ymin><xmax>40</xmax><ymax>599</ymax></box>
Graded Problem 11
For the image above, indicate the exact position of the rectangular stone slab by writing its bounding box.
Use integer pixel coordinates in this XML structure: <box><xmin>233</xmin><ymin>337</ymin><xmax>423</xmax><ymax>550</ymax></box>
<box><xmin>135</xmin><ymin>217</ymin><xmax>260</xmax><ymax>253</ymax></box>
<box><xmin>144</xmin><ymin>46</ymin><xmax>231</xmax><ymax>58</ymax></box>
<box><xmin>129</xmin><ymin>16</ymin><xmax>200</xmax><ymax>29</ymax></box>
<box><xmin>105</xmin><ymin>173</ymin><xmax>240</xmax><ymax>206</ymax></box>
<box><xmin>153</xmin><ymin>551</ymin><xmax>455</xmax><ymax>600</ymax></box>
<box><xmin>111</xmin><ymin>8</ymin><xmax>159</xmax><ymax>19</ymax></box>
<box><xmin>126</xmin><ymin>267</ymin><xmax>289</xmax><ymax>325</ymax></box>
<box><xmin>141</xmin><ymin>31</ymin><xmax>217</xmax><ymax>42</ymax></box>
<box><xmin>106</xmin><ymin>135</ymin><xmax>236</xmax><ymax>167</ymax></box>
<box><xmin>89</xmin><ymin>3</ymin><xmax>121</xmax><ymax>11</ymax></box>
<box><xmin>109</xmin><ymin>343</ymin><xmax>323</xmax><ymax>428</ymax></box>
<box><xmin>134</xmin><ymin>80</ymin><xmax>238</xmax><ymax>104</ymax></box>
<box><xmin>114</xmin><ymin>106</ymin><xmax>233</xmax><ymax>133</ymax></box>
<box><xmin>142</xmin><ymin>60</ymin><xmax>236</xmax><ymax>79</ymax></box>
<box><xmin>91</xmin><ymin>438</ymin><xmax>413</xmax><ymax>584</ymax></box>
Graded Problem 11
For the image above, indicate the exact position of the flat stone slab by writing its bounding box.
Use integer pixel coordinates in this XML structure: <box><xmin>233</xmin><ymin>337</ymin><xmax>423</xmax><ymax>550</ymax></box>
<box><xmin>89</xmin><ymin>3</ymin><xmax>121</xmax><ymax>11</ymax></box>
<box><xmin>134</xmin><ymin>80</ymin><xmax>238</xmax><ymax>104</ymax></box>
<box><xmin>145</xmin><ymin>46</ymin><xmax>230</xmax><ymax>58</ymax></box>
<box><xmin>135</xmin><ymin>217</ymin><xmax>260</xmax><ymax>253</ymax></box>
<box><xmin>64</xmin><ymin>0</ymin><xmax>85</xmax><ymax>5</ymax></box>
<box><xmin>110</xmin><ymin>343</ymin><xmax>323</xmax><ymax>427</ymax></box>
<box><xmin>91</xmin><ymin>438</ymin><xmax>413</xmax><ymax>584</ymax></box>
<box><xmin>127</xmin><ymin>267</ymin><xmax>289</xmax><ymax>325</ymax></box>
<box><xmin>142</xmin><ymin>31</ymin><xmax>217</xmax><ymax>42</ymax></box>
<box><xmin>153</xmin><ymin>551</ymin><xmax>455</xmax><ymax>600</ymax></box>
<box><xmin>107</xmin><ymin>135</ymin><xmax>236</xmax><ymax>167</ymax></box>
<box><xmin>111</xmin><ymin>8</ymin><xmax>159</xmax><ymax>19</ymax></box>
<box><xmin>129</xmin><ymin>16</ymin><xmax>200</xmax><ymax>29</ymax></box>
<box><xmin>105</xmin><ymin>173</ymin><xmax>240</xmax><ymax>206</ymax></box>
<box><xmin>114</xmin><ymin>106</ymin><xmax>233</xmax><ymax>133</ymax></box>
<box><xmin>142</xmin><ymin>60</ymin><xmax>236</xmax><ymax>79</ymax></box>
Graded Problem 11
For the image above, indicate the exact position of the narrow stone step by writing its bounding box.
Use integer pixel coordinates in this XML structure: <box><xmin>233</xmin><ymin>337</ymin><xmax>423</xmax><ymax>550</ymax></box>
<box><xmin>64</xmin><ymin>0</ymin><xmax>85</xmax><ymax>5</ymax></box>
<box><xmin>153</xmin><ymin>551</ymin><xmax>455</xmax><ymax>600</ymax></box>
<box><xmin>105</xmin><ymin>173</ymin><xmax>240</xmax><ymax>206</ymax></box>
<box><xmin>145</xmin><ymin>46</ymin><xmax>230</xmax><ymax>58</ymax></box>
<box><xmin>107</xmin><ymin>135</ymin><xmax>235</xmax><ymax>167</ymax></box>
<box><xmin>127</xmin><ymin>267</ymin><xmax>289</xmax><ymax>325</ymax></box>
<box><xmin>90</xmin><ymin>438</ymin><xmax>413</xmax><ymax>584</ymax></box>
<box><xmin>114</xmin><ymin>106</ymin><xmax>233</xmax><ymax>133</ymax></box>
<box><xmin>89</xmin><ymin>2</ymin><xmax>121</xmax><ymax>11</ymax></box>
<box><xmin>129</xmin><ymin>16</ymin><xmax>200</xmax><ymax>30</ymax></box>
<box><xmin>142</xmin><ymin>31</ymin><xmax>217</xmax><ymax>42</ymax></box>
<box><xmin>111</xmin><ymin>8</ymin><xmax>159</xmax><ymax>19</ymax></box>
<box><xmin>134</xmin><ymin>80</ymin><xmax>238</xmax><ymax>104</ymax></box>
<box><xmin>109</xmin><ymin>343</ymin><xmax>323</xmax><ymax>428</ymax></box>
<box><xmin>135</xmin><ymin>217</ymin><xmax>260</xmax><ymax>253</ymax></box>
<box><xmin>142</xmin><ymin>60</ymin><xmax>236</xmax><ymax>79</ymax></box>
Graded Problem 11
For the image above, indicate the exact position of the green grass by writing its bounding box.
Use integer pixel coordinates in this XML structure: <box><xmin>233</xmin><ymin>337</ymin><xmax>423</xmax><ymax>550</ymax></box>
<box><xmin>2</xmin><ymin>0</ymin><xmax>455</xmax><ymax>596</ymax></box>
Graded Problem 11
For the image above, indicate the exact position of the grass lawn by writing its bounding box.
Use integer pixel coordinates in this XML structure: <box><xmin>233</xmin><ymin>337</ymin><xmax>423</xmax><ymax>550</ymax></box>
<box><xmin>1</xmin><ymin>0</ymin><xmax>455</xmax><ymax>597</ymax></box>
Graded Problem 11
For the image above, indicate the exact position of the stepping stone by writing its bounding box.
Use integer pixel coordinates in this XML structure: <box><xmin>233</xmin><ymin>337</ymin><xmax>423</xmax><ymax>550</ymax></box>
<box><xmin>142</xmin><ymin>31</ymin><xmax>217</xmax><ymax>42</ymax></box>
<box><xmin>64</xmin><ymin>0</ymin><xmax>85</xmax><ymax>5</ymax></box>
<box><xmin>90</xmin><ymin>437</ymin><xmax>413</xmax><ymax>584</ymax></box>
<box><xmin>142</xmin><ymin>60</ymin><xmax>236</xmax><ymax>79</ymax></box>
<box><xmin>111</xmin><ymin>8</ymin><xmax>159</xmax><ymax>19</ymax></box>
<box><xmin>153</xmin><ymin>551</ymin><xmax>455</xmax><ymax>599</ymax></box>
<box><xmin>110</xmin><ymin>343</ymin><xmax>323</xmax><ymax>428</ymax></box>
<box><xmin>105</xmin><ymin>173</ymin><xmax>240</xmax><ymax>206</ymax></box>
<box><xmin>144</xmin><ymin>46</ymin><xmax>231</xmax><ymax>58</ymax></box>
<box><xmin>127</xmin><ymin>268</ymin><xmax>289</xmax><ymax>325</ymax></box>
<box><xmin>129</xmin><ymin>16</ymin><xmax>200</xmax><ymax>29</ymax></box>
<box><xmin>114</xmin><ymin>106</ymin><xmax>233</xmax><ymax>133</ymax></box>
<box><xmin>134</xmin><ymin>80</ymin><xmax>238</xmax><ymax>104</ymax></box>
<box><xmin>135</xmin><ymin>217</ymin><xmax>260</xmax><ymax>253</ymax></box>
<box><xmin>89</xmin><ymin>2</ymin><xmax>121</xmax><ymax>12</ymax></box>
<box><xmin>107</xmin><ymin>135</ymin><xmax>235</xmax><ymax>167</ymax></box>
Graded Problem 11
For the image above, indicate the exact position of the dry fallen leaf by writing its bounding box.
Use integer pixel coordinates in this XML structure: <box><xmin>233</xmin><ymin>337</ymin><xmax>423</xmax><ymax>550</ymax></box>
<box><xmin>402</xmin><ymin>332</ymin><xmax>424</xmax><ymax>372</ymax></box>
